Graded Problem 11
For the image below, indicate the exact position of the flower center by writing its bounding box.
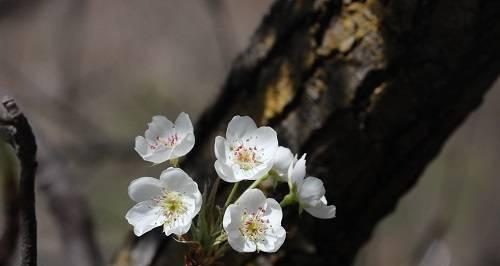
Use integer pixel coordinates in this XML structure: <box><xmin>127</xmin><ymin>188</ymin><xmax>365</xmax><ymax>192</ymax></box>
<box><xmin>150</xmin><ymin>134</ymin><xmax>179</xmax><ymax>150</ymax></box>
<box><xmin>157</xmin><ymin>190</ymin><xmax>186</xmax><ymax>224</ymax></box>
<box><xmin>239</xmin><ymin>207</ymin><xmax>270</xmax><ymax>245</ymax></box>
<box><xmin>232</xmin><ymin>145</ymin><xmax>259</xmax><ymax>170</ymax></box>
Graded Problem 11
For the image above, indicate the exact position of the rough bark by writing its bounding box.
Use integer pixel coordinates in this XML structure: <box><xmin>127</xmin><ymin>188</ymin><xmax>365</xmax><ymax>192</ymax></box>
<box><xmin>1</xmin><ymin>96</ymin><xmax>38</xmax><ymax>266</ymax></box>
<box><xmin>116</xmin><ymin>0</ymin><xmax>500</xmax><ymax>265</ymax></box>
<box><xmin>0</xmin><ymin>141</ymin><xmax>19</xmax><ymax>266</ymax></box>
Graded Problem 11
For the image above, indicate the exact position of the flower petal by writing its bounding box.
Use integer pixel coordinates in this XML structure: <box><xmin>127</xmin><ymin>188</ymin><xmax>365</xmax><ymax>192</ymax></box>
<box><xmin>159</xmin><ymin>168</ymin><xmax>197</xmax><ymax>194</ymax></box>
<box><xmin>272</xmin><ymin>146</ymin><xmax>294</xmax><ymax>179</ymax></box>
<box><xmin>174</xmin><ymin>112</ymin><xmax>193</xmax><ymax>137</ymax></box>
<box><xmin>227</xmin><ymin>230</ymin><xmax>256</xmax><ymax>252</ymax></box>
<box><xmin>298</xmin><ymin>176</ymin><xmax>325</xmax><ymax>203</ymax></box>
<box><xmin>171</xmin><ymin>132</ymin><xmax>195</xmax><ymax>158</ymax></box>
<box><xmin>288</xmin><ymin>154</ymin><xmax>306</xmax><ymax>185</ymax></box>
<box><xmin>146</xmin><ymin>117</ymin><xmax>172</xmax><ymax>140</ymax></box>
<box><xmin>143</xmin><ymin>148</ymin><xmax>173</xmax><ymax>164</ymax></box>
<box><xmin>172</xmin><ymin>219</ymin><xmax>192</xmax><ymax>236</ymax></box>
<box><xmin>304</xmin><ymin>198</ymin><xmax>336</xmax><ymax>219</ymax></box>
<box><xmin>258</xmin><ymin>226</ymin><xmax>286</xmax><ymax>253</ymax></box>
<box><xmin>252</xmin><ymin>127</ymin><xmax>278</xmax><ymax>161</ymax></box>
<box><xmin>223</xmin><ymin>204</ymin><xmax>243</xmax><ymax>231</ymax></box>
<box><xmin>126</xmin><ymin>201</ymin><xmax>164</xmax><ymax>236</ymax></box>
<box><xmin>152</xmin><ymin>115</ymin><xmax>174</xmax><ymax>133</ymax></box>
<box><xmin>237</xmin><ymin>189</ymin><xmax>266</xmax><ymax>212</ymax></box>
<box><xmin>214</xmin><ymin>160</ymin><xmax>238</xmax><ymax>182</ymax></box>
<box><xmin>128</xmin><ymin>177</ymin><xmax>163</xmax><ymax>202</ymax></box>
<box><xmin>263</xmin><ymin>198</ymin><xmax>283</xmax><ymax>225</ymax></box>
<box><xmin>134</xmin><ymin>136</ymin><xmax>150</xmax><ymax>157</ymax></box>
<box><xmin>214</xmin><ymin>136</ymin><xmax>227</xmax><ymax>161</ymax></box>
<box><xmin>226</xmin><ymin>116</ymin><xmax>257</xmax><ymax>141</ymax></box>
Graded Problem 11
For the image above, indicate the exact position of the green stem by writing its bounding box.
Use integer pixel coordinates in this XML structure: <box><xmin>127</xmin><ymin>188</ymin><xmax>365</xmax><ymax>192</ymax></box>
<box><xmin>280</xmin><ymin>193</ymin><xmax>297</xmax><ymax>207</ymax></box>
<box><xmin>247</xmin><ymin>173</ymin><xmax>270</xmax><ymax>190</ymax></box>
<box><xmin>223</xmin><ymin>182</ymin><xmax>240</xmax><ymax>208</ymax></box>
<box><xmin>169</xmin><ymin>158</ymin><xmax>179</xmax><ymax>167</ymax></box>
<box><xmin>232</xmin><ymin>173</ymin><xmax>270</xmax><ymax>205</ymax></box>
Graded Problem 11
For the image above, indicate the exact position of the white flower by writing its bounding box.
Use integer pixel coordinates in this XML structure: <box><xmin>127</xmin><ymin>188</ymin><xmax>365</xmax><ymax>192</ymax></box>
<box><xmin>135</xmin><ymin>113</ymin><xmax>195</xmax><ymax>164</ymax></box>
<box><xmin>223</xmin><ymin>189</ymin><xmax>286</xmax><ymax>253</ymax></box>
<box><xmin>271</xmin><ymin>146</ymin><xmax>295</xmax><ymax>181</ymax></box>
<box><xmin>214</xmin><ymin>116</ymin><xmax>278</xmax><ymax>182</ymax></box>
<box><xmin>126</xmin><ymin>167</ymin><xmax>202</xmax><ymax>236</ymax></box>
<box><xmin>287</xmin><ymin>155</ymin><xmax>336</xmax><ymax>219</ymax></box>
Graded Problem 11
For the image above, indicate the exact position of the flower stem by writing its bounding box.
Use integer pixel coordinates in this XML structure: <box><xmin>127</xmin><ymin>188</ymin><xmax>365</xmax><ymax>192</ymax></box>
<box><xmin>170</xmin><ymin>158</ymin><xmax>179</xmax><ymax>167</ymax></box>
<box><xmin>247</xmin><ymin>173</ymin><xmax>270</xmax><ymax>190</ymax></box>
<box><xmin>223</xmin><ymin>182</ymin><xmax>240</xmax><ymax>208</ymax></box>
<box><xmin>280</xmin><ymin>193</ymin><xmax>296</xmax><ymax>207</ymax></box>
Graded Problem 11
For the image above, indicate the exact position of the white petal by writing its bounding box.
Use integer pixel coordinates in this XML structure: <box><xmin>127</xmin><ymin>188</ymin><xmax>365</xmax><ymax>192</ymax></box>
<box><xmin>171</xmin><ymin>132</ymin><xmax>195</xmax><ymax>158</ymax></box>
<box><xmin>258</xmin><ymin>226</ymin><xmax>286</xmax><ymax>253</ymax></box>
<box><xmin>214</xmin><ymin>136</ymin><xmax>227</xmax><ymax>161</ymax></box>
<box><xmin>263</xmin><ymin>198</ymin><xmax>283</xmax><ymax>225</ymax></box>
<box><xmin>214</xmin><ymin>160</ymin><xmax>238</xmax><ymax>182</ymax></box>
<box><xmin>190</xmin><ymin>187</ymin><xmax>203</xmax><ymax>216</ymax></box>
<box><xmin>226</xmin><ymin>116</ymin><xmax>257</xmax><ymax>140</ymax></box>
<box><xmin>152</xmin><ymin>115</ymin><xmax>174</xmax><ymax>133</ymax></box>
<box><xmin>146</xmin><ymin>117</ymin><xmax>172</xmax><ymax>141</ymax></box>
<box><xmin>163</xmin><ymin>215</ymin><xmax>188</xmax><ymax>236</ymax></box>
<box><xmin>126</xmin><ymin>201</ymin><xmax>164</xmax><ymax>236</ymax></box>
<box><xmin>230</xmin><ymin>160</ymin><xmax>271</xmax><ymax>182</ymax></box>
<box><xmin>164</xmin><ymin>215</ymin><xmax>193</xmax><ymax>236</ymax></box>
<box><xmin>227</xmin><ymin>230</ymin><xmax>256</xmax><ymax>252</ymax></box>
<box><xmin>134</xmin><ymin>136</ymin><xmax>150</xmax><ymax>157</ymax></box>
<box><xmin>174</xmin><ymin>112</ymin><xmax>193</xmax><ymax>137</ymax></box>
<box><xmin>143</xmin><ymin>148</ymin><xmax>173</xmax><ymax>164</ymax></box>
<box><xmin>172</xmin><ymin>219</ymin><xmax>192</xmax><ymax>236</ymax></box>
<box><xmin>288</xmin><ymin>154</ymin><xmax>306</xmax><ymax>185</ymax></box>
<box><xmin>252</xmin><ymin>127</ymin><xmax>278</xmax><ymax>161</ymax></box>
<box><xmin>304</xmin><ymin>200</ymin><xmax>336</xmax><ymax>219</ymax></box>
<box><xmin>298</xmin><ymin>176</ymin><xmax>325</xmax><ymax>202</ymax></box>
<box><xmin>272</xmin><ymin>146</ymin><xmax>294</xmax><ymax>178</ymax></box>
<box><xmin>128</xmin><ymin>177</ymin><xmax>163</xmax><ymax>202</ymax></box>
<box><xmin>159</xmin><ymin>168</ymin><xmax>197</xmax><ymax>194</ymax></box>
<box><xmin>223</xmin><ymin>205</ymin><xmax>243</xmax><ymax>232</ymax></box>
<box><xmin>237</xmin><ymin>189</ymin><xmax>266</xmax><ymax>212</ymax></box>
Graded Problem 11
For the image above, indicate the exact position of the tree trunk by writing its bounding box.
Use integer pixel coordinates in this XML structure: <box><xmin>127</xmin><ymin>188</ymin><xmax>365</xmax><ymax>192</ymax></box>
<box><xmin>114</xmin><ymin>0</ymin><xmax>500</xmax><ymax>265</ymax></box>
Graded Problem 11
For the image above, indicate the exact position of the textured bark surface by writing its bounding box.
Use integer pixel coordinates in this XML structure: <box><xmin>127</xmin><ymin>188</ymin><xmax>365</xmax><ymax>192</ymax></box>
<box><xmin>116</xmin><ymin>0</ymin><xmax>500</xmax><ymax>265</ymax></box>
<box><xmin>1</xmin><ymin>97</ymin><xmax>38</xmax><ymax>266</ymax></box>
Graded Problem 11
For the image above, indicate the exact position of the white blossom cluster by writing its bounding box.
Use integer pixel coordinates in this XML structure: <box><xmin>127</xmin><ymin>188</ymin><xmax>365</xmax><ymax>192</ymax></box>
<box><xmin>126</xmin><ymin>114</ymin><xmax>336</xmax><ymax>257</ymax></box>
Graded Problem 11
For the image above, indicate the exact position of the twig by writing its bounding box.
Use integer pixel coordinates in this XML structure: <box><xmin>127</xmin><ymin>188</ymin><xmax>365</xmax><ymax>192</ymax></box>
<box><xmin>1</xmin><ymin>96</ymin><xmax>38</xmax><ymax>266</ymax></box>
<box><xmin>0</xmin><ymin>141</ymin><xmax>20</xmax><ymax>266</ymax></box>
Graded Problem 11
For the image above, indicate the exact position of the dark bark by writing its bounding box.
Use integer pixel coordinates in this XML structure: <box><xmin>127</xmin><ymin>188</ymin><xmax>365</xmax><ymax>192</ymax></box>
<box><xmin>0</xmin><ymin>141</ymin><xmax>20</xmax><ymax>266</ymax></box>
<box><xmin>1</xmin><ymin>96</ymin><xmax>38</xmax><ymax>266</ymax></box>
<box><xmin>116</xmin><ymin>0</ymin><xmax>500</xmax><ymax>265</ymax></box>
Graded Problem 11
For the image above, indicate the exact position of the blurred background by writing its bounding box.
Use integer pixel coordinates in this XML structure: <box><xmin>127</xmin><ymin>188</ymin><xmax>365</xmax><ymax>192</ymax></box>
<box><xmin>0</xmin><ymin>1</ymin><xmax>498</xmax><ymax>265</ymax></box>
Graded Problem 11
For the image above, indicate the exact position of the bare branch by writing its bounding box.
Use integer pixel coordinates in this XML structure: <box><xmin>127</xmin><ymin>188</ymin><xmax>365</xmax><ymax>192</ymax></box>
<box><xmin>0</xmin><ymin>141</ymin><xmax>20</xmax><ymax>266</ymax></box>
<box><xmin>1</xmin><ymin>96</ymin><xmax>38</xmax><ymax>266</ymax></box>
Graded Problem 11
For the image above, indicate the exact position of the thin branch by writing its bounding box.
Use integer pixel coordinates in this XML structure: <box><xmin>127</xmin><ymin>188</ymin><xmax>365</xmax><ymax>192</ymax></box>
<box><xmin>0</xmin><ymin>141</ymin><xmax>20</xmax><ymax>266</ymax></box>
<box><xmin>1</xmin><ymin>96</ymin><xmax>38</xmax><ymax>266</ymax></box>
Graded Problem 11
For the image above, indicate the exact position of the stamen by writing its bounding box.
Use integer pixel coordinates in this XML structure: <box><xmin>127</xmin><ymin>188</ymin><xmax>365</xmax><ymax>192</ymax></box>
<box><xmin>239</xmin><ymin>207</ymin><xmax>269</xmax><ymax>247</ymax></box>
<box><xmin>156</xmin><ymin>190</ymin><xmax>187</xmax><ymax>226</ymax></box>
<box><xmin>232</xmin><ymin>144</ymin><xmax>262</xmax><ymax>170</ymax></box>
<box><xmin>151</xmin><ymin>133</ymin><xmax>179</xmax><ymax>150</ymax></box>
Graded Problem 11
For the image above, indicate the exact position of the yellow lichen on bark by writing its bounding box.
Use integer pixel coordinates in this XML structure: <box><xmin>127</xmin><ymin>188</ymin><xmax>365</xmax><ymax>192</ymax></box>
<box><xmin>317</xmin><ymin>0</ymin><xmax>383</xmax><ymax>56</ymax></box>
<box><xmin>261</xmin><ymin>63</ymin><xmax>295</xmax><ymax>124</ymax></box>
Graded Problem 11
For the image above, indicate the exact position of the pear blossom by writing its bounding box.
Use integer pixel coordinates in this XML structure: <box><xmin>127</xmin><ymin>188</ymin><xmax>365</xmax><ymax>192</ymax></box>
<box><xmin>223</xmin><ymin>189</ymin><xmax>286</xmax><ymax>253</ymax></box>
<box><xmin>135</xmin><ymin>113</ymin><xmax>195</xmax><ymax>164</ymax></box>
<box><xmin>287</xmin><ymin>155</ymin><xmax>336</xmax><ymax>219</ymax></box>
<box><xmin>214</xmin><ymin>116</ymin><xmax>278</xmax><ymax>182</ymax></box>
<box><xmin>126</xmin><ymin>167</ymin><xmax>202</xmax><ymax>236</ymax></box>
<box><xmin>271</xmin><ymin>146</ymin><xmax>295</xmax><ymax>181</ymax></box>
